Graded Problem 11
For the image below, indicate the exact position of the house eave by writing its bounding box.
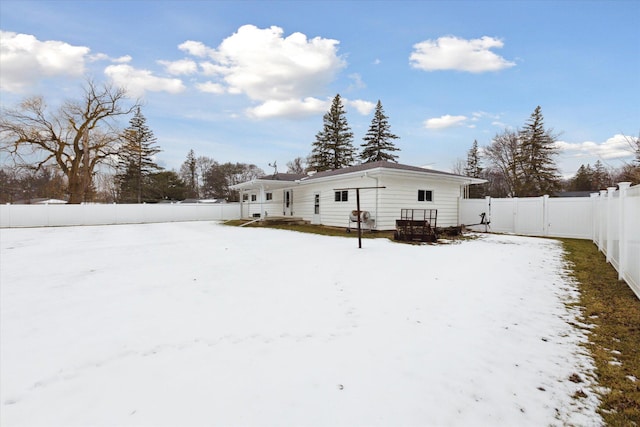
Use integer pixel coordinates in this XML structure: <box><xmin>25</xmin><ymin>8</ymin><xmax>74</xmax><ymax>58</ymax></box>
<box><xmin>230</xmin><ymin>178</ymin><xmax>299</xmax><ymax>191</ymax></box>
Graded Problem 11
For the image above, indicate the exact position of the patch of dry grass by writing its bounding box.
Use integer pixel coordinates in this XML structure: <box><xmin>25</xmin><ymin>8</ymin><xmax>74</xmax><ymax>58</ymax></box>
<box><xmin>223</xmin><ymin>220</ymin><xmax>397</xmax><ymax>239</ymax></box>
<box><xmin>560</xmin><ymin>238</ymin><xmax>640</xmax><ymax>426</ymax></box>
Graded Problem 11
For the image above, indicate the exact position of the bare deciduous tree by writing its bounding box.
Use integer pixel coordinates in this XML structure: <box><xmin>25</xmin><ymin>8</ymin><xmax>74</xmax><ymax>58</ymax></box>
<box><xmin>484</xmin><ymin>129</ymin><xmax>521</xmax><ymax>197</ymax></box>
<box><xmin>0</xmin><ymin>80</ymin><xmax>138</xmax><ymax>203</ymax></box>
<box><xmin>286</xmin><ymin>157</ymin><xmax>306</xmax><ymax>174</ymax></box>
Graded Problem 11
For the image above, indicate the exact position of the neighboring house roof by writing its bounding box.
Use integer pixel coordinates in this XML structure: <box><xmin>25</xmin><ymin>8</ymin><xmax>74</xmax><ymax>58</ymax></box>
<box><xmin>179</xmin><ymin>199</ymin><xmax>225</xmax><ymax>204</ymax></box>
<box><xmin>552</xmin><ymin>191</ymin><xmax>595</xmax><ymax>198</ymax></box>
<box><xmin>260</xmin><ymin>173</ymin><xmax>307</xmax><ymax>181</ymax></box>
<box><xmin>12</xmin><ymin>198</ymin><xmax>68</xmax><ymax>204</ymax></box>
<box><xmin>231</xmin><ymin>161</ymin><xmax>485</xmax><ymax>191</ymax></box>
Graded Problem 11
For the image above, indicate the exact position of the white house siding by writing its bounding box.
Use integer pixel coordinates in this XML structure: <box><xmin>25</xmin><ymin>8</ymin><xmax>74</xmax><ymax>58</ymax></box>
<box><xmin>289</xmin><ymin>172</ymin><xmax>463</xmax><ymax>230</ymax></box>
<box><xmin>233</xmin><ymin>164</ymin><xmax>474</xmax><ymax>230</ymax></box>
<box><xmin>372</xmin><ymin>174</ymin><xmax>463</xmax><ymax>230</ymax></box>
<box><xmin>241</xmin><ymin>188</ymin><xmax>295</xmax><ymax>218</ymax></box>
<box><xmin>294</xmin><ymin>174</ymin><xmax>380</xmax><ymax>229</ymax></box>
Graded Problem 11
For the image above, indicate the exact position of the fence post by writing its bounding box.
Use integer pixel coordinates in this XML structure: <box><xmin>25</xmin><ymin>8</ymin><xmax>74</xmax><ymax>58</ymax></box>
<box><xmin>606</xmin><ymin>187</ymin><xmax>616</xmax><ymax>262</ymax></box>
<box><xmin>618</xmin><ymin>182</ymin><xmax>631</xmax><ymax>281</ymax></box>
<box><xmin>542</xmin><ymin>195</ymin><xmax>550</xmax><ymax>236</ymax></box>
<box><xmin>590</xmin><ymin>193</ymin><xmax>598</xmax><ymax>243</ymax></box>
<box><xmin>599</xmin><ymin>190</ymin><xmax>607</xmax><ymax>252</ymax></box>
<box><xmin>513</xmin><ymin>197</ymin><xmax>518</xmax><ymax>235</ymax></box>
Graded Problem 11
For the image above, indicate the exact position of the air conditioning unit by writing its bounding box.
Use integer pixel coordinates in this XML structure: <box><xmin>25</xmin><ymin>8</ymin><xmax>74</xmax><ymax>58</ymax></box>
<box><xmin>349</xmin><ymin>210</ymin><xmax>371</xmax><ymax>222</ymax></box>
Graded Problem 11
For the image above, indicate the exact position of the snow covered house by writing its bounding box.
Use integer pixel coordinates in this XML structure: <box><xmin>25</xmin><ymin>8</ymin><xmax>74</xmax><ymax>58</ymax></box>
<box><xmin>230</xmin><ymin>161</ymin><xmax>485</xmax><ymax>231</ymax></box>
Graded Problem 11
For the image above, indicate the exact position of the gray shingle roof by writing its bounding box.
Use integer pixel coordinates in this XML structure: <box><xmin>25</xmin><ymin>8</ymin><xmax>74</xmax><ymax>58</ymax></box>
<box><xmin>258</xmin><ymin>173</ymin><xmax>307</xmax><ymax>181</ymax></box>
<box><xmin>300</xmin><ymin>161</ymin><xmax>468</xmax><ymax>181</ymax></box>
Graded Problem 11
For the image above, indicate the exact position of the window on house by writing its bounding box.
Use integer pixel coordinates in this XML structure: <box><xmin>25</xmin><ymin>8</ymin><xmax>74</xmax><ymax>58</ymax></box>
<box><xmin>266</xmin><ymin>192</ymin><xmax>272</xmax><ymax>201</ymax></box>
<box><xmin>418</xmin><ymin>190</ymin><xmax>433</xmax><ymax>202</ymax></box>
<box><xmin>251</xmin><ymin>194</ymin><xmax>257</xmax><ymax>202</ymax></box>
<box><xmin>242</xmin><ymin>194</ymin><xmax>248</xmax><ymax>202</ymax></box>
<box><xmin>334</xmin><ymin>190</ymin><xmax>348</xmax><ymax>202</ymax></box>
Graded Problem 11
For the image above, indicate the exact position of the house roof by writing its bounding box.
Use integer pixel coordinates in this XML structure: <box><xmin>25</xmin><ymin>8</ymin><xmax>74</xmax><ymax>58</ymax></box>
<box><xmin>300</xmin><ymin>161</ymin><xmax>470</xmax><ymax>181</ymax></box>
<box><xmin>231</xmin><ymin>161</ymin><xmax>485</xmax><ymax>191</ymax></box>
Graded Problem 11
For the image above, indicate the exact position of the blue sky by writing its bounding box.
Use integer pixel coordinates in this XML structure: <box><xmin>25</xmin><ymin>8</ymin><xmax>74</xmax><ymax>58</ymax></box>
<box><xmin>1</xmin><ymin>0</ymin><xmax>638</xmax><ymax>178</ymax></box>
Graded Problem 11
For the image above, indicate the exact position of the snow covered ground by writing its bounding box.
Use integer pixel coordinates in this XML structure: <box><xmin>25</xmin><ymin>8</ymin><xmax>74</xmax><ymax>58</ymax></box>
<box><xmin>0</xmin><ymin>222</ymin><xmax>602</xmax><ymax>426</ymax></box>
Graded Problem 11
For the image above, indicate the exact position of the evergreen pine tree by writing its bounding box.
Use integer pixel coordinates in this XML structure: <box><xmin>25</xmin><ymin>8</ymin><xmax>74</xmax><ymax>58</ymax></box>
<box><xmin>464</xmin><ymin>140</ymin><xmax>485</xmax><ymax>198</ymax></box>
<box><xmin>180</xmin><ymin>149</ymin><xmax>199</xmax><ymax>198</ymax></box>
<box><xmin>464</xmin><ymin>140</ymin><xmax>483</xmax><ymax>177</ymax></box>
<box><xmin>360</xmin><ymin>100</ymin><xmax>400</xmax><ymax>163</ymax></box>
<box><xmin>570</xmin><ymin>164</ymin><xmax>594</xmax><ymax>191</ymax></box>
<box><xmin>116</xmin><ymin>107</ymin><xmax>162</xmax><ymax>203</ymax></box>
<box><xmin>309</xmin><ymin>94</ymin><xmax>355</xmax><ymax>171</ymax></box>
<box><xmin>517</xmin><ymin>106</ymin><xmax>561</xmax><ymax>196</ymax></box>
<box><xmin>592</xmin><ymin>160</ymin><xmax>612</xmax><ymax>190</ymax></box>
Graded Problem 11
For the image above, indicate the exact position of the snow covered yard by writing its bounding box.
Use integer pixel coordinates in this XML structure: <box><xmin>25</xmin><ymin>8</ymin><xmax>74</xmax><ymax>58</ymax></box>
<box><xmin>0</xmin><ymin>222</ymin><xmax>602</xmax><ymax>426</ymax></box>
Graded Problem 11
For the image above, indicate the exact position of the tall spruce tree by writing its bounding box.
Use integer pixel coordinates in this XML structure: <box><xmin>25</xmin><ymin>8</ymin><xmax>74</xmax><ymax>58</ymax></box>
<box><xmin>179</xmin><ymin>149</ymin><xmax>199</xmax><ymax>199</ymax></box>
<box><xmin>309</xmin><ymin>94</ymin><xmax>355</xmax><ymax>171</ymax></box>
<box><xmin>464</xmin><ymin>140</ymin><xmax>485</xmax><ymax>198</ymax></box>
<box><xmin>464</xmin><ymin>140</ymin><xmax>482</xmax><ymax>177</ymax></box>
<box><xmin>517</xmin><ymin>106</ymin><xmax>561</xmax><ymax>196</ymax></box>
<box><xmin>360</xmin><ymin>100</ymin><xmax>400</xmax><ymax>163</ymax></box>
<box><xmin>592</xmin><ymin>160</ymin><xmax>612</xmax><ymax>190</ymax></box>
<box><xmin>116</xmin><ymin>107</ymin><xmax>162</xmax><ymax>203</ymax></box>
<box><xmin>569</xmin><ymin>164</ymin><xmax>594</xmax><ymax>191</ymax></box>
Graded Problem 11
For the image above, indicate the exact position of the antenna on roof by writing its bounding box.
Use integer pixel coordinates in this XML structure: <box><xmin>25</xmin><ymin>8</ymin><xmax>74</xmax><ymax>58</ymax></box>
<box><xmin>268</xmin><ymin>161</ymin><xmax>278</xmax><ymax>176</ymax></box>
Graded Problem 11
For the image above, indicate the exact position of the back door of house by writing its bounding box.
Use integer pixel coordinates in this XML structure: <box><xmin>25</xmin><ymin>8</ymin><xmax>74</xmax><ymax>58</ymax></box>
<box><xmin>283</xmin><ymin>189</ymin><xmax>293</xmax><ymax>216</ymax></box>
<box><xmin>312</xmin><ymin>192</ymin><xmax>320</xmax><ymax>224</ymax></box>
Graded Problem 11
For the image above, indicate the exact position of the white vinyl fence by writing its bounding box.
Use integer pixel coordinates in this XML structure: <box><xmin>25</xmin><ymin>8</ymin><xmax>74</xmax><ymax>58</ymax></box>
<box><xmin>592</xmin><ymin>183</ymin><xmax>639</xmax><ymax>299</ymax></box>
<box><xmin>0</xmin><ymin>203</ymin><xmax>241</xmax><ymax>228</ymax></box>
<box><xmin>459</xmin><ymin>195</ymin><xmax>593</xmax><ymax>239</ymax></box>
<box><xmin>459</xmin><ymin>182</ymin><xmax>640</xmax><ymax>299</ymax></box>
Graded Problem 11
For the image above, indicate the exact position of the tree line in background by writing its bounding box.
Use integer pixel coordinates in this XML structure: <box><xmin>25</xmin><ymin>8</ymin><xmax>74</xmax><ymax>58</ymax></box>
<box><xmin>0</xmin><ymin>81</ymin><xmax>265</xmax><ymax>204</ymax></box>
<box><xmin>1</xmin><ymin>81</ymin><xmax>637</xmax><ymax>204</ymax></box>
<box><xmin>0</xmin><ymin>87</ymin><xmax>401</xmax><ymax>203</ymax></box>
<box><xmin>458</xmin><ymin>106</ymin><xmax>640</xmax><ymax>198</ymax></box>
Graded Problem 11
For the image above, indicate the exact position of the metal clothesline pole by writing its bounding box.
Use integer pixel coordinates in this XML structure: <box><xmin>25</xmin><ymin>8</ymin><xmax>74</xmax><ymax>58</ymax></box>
<box><xmin>334</xmin><ymin>186</ymin><xmax>386</xmax><ymax>249</ymax></box>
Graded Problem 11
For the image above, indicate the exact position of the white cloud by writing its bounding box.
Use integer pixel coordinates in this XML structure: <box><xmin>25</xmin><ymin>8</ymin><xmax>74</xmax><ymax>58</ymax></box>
<box><xmin>158</xmin><ymin>59</ymin><xmax>198</xmax><ymax>75</ymax></box>
<box><xmin>199</xmin><ymin>62</ymin><xmax>228</xmax><ymax>76</ymax></box>
<box><xmin>471</xmin><ymin>111</ymin><xmax>502</xmax><ymax>121</ymax></box>
<box><xmin>246</xmin><ymin>97</ymin><xmax>329</xmax><ymax>119</ymax></box>
<box><xmin>179</xmin><ymin>25</ymin><xmax>347</xmax><ymax>118</ymax></box>
<box><xmin>89</xmin><ymin>53</ymin><xmax>132</xmax><ymax>63</ymax></box>
<box><xmin>196</xmin><ymin>81</ymin><xmax>225</xmax><ymax>94</ymax></box>
<box><xmin>178</xmin><ymin>40</ymin><xmax>216</xmax><ymax>58</ymax></box>
<box><xmin>556</xmin><ymin>134</ymin><xmax>638</xmax><ymax>160</ymax></box>
<box><xmin>347</xmin><ymin>99</ymin><xmax>376</xmax><ymax>115</ymax></box>
<box><xmin>104</xmin><ymin>64</ymin><xmax>185</xmax><ymax>97</ymax></box>
<box><xmin>424</xmin><ymin>114</ymin><xmax>468</xmax><ymax>129</ymax></box>
<box><xmin>348</xmin><ymin>73</ymin><xmax>365</xmax><ymax>90</ymax></box>
<box><xmin>196</xmin><ymin>82</ymin><xmax>224</xmax><ymax>95</ymax></box>
<box><xmin>410</xmin><ymin>36</ymin><xmax>515</xmax><ymax>73</ymax></box>
<box><xmin>0</xmin><ymin>31</ymin><xmax>90</xmax><ymax>92</ymax></box>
